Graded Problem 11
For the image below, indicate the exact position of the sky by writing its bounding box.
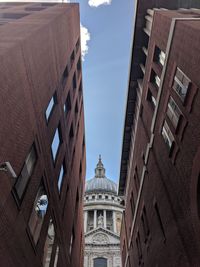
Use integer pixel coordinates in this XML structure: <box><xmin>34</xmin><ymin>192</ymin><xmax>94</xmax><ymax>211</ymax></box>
<box><xmin>79</xmin><ymin>0</ymin><xmax>134</xmax><ymax>182</ymax></box>
<box><xmin>0</xmin><ymin>0</ymin><xmax>134</xmax><ymax>183</ymax></box>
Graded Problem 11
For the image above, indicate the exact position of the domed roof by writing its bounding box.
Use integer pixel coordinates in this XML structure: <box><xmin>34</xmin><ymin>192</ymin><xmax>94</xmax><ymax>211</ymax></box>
<box><xmin>85</xmin><ymin>156</ymin><xmax>117</xmax><ymax>194</ymax></box>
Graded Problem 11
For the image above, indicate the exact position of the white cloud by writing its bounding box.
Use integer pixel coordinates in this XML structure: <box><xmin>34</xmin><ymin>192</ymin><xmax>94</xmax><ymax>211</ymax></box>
<box><xmin>88</xmin><ymin>0</ymin><xmax>112</xmax><ymax>7</ymax></box>
<box><xmin>80</xmin><ymin>24</ymin><xmax>91</xmax><ymax>61</ymax></box>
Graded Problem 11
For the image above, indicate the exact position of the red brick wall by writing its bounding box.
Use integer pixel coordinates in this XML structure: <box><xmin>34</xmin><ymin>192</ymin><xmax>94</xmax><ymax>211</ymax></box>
<box><xmin>0</xmin><ymin>3</ymin><xmax>85</xmax><ymax>267</ymax></box>
<box><xmin>120</xmin><ymin>10</ymin><xmax>200</xmax><ymax>267</ymax></box>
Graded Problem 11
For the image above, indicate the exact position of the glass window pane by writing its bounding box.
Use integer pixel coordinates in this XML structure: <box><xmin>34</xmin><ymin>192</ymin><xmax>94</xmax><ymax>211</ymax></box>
<box><xmin>51</xmin><ymin>128</ymin><xmax>61</xmax><ymax>161</ymax></box>
<box><xmin>58</xmin><ymin>165</ymin><xmax>64</xmax><ymax>192</ymax></box>
<box><xmin>25</xmin><ymin>146</ymin><xmax>37</xmax><ymax>175</ymax></box>
<box><xmin>161</xmin><ymin>121</ymin><xmax>174</xmax><ymax>149</ymax></box>
<box><xmin>167</xmin><ymin>97</ymin><xmax>181</xmax><ymax>129</ymax></box>
<box><xmin>29</xmin><ymin>184</ymin><xmax>48</xmax><ymax>243</ymax></box>
<box><xmin>64</xmin><ymin>94</ymin><xmax>71</xmax><ymax>115</ymax></box>
<box><xmin>173</xmin><ymin>68</ymin><xmax>190</xmax><ymax>101</ymax></box>
<box><xmin>15</xmin><ymin>145</ymin><xmax>37</xmax><ymax>200</ymax></box>
<box><xmin>46</xmin><ymin>96</ymin><xmax>55</xmax><ymax>121</ymax></box>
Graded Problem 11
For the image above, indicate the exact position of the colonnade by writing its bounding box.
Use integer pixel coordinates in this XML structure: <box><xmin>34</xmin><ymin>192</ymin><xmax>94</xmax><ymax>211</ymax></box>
<box><xmin>84</xmin><ymin>210</ymin><xmax>117</xmax><ymax>233</ymax></box>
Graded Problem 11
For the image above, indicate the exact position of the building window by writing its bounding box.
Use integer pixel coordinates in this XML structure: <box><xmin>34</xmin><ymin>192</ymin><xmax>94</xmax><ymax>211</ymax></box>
<box><xmin>167</xmin><ymin>97</ymin><xmax>181</xmax><ymax>129</ymax></box>
<box><xmin>73</xmin><ymin>72</ymin><xmax>77</xmax><ymax>90</ymax></box>
<box><xmin>77</xmin><ymin>56</ymin><xmax>81</xmax><ymax>76</ymax></box>
<box><xmin>151</xmin><ymin>70</ymin><xmax>161</xmax><ymax>89</ymax></box>
<box><xmin>69</xmin><ymin>124</ymin><xmax>74</xmax><ymax>139</ymax></box>
<box><xmin>136</xmin><ymin>232</ymin><xmax>142</xmax><ymax>264</ymax></box>
<box><xmin>161</xmin><ymin>120</ymin><xmax>174</xmax><ymax>150</ymax></box>
<box><xmin>45</xmin><ymin>94</ymin><xmax>56</xmax><ymax>122</ymax></box>
<box><xmin>76</xmin><ymin>38</ymin><xmax>80</xmax><ymax>53</ymax></box>
<box><xmin>78</xmin><ymin>81</ymin><xmax>82</xmax><ymax>100</ymax></box>
<box><xmin>28</xmin><ymin>183</ymin><xmax>48</xmax><ymax>243</ymax></box>
<box><xmin>172</xmin><ymin>67</ymin><xmax>190</xmax><ymax>102</ymax></box>
<box><xmin>64</xmin><ymin>93</ymin><xmax>71</xmax><ymax>116</ymax></box>
<box><xmin>14</xmin><ymin>144</ymin><xmax>37</xmax><ymax>200</ymax></box>
<box><xmin>51</xmin><ymin>126</ymin><xmax>62</xmax><ymax>161</ymax></box>
<box><xmin>62</xmin><ymin>64</ymin><xmax>69</xmax><ymax>86</ymax></box>
<box><xmin>147</xmin><ymin>90</ymin><xmax>156</xmax><ymax>108</ymax></box>
<box><xmin>58</xmin><ymin>162</ymin><xmax>65</xmax><ymax>193</ymax></box>
<box><xmin>69</xmin><ymin>228</ymin><xmax>75</xmax><ymax>256</ymax></box>
<box><xmin>141</xmin><ymin>207</ymin><xmax>150</xmax><ymax>242</ymax></box>
<box><xmin>70</xmin><ymin>50</ymin><xmax>75</xmax><ymax>66</ymax></box>
<box><xmin>94</xmin><ymin>257</ymin><xmax>107</xmax><ymax>267</ymax></box>
<box><xmin>43</xmin><ymin>219</ymin><xmax>55</xmax><ymax>266</ymax></box>
<box><xmin>92</xmin><ymin>195</ymin><xmax>95</xmax><ymax>200</ymax></box>
<box><xmin>154</xmin><ymin>46</ymin><xmax>165</xmax><ymax>66</ymax></box>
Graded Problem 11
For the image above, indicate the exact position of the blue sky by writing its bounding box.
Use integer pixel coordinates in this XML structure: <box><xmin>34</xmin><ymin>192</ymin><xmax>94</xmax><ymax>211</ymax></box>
<box><xmin>77</xmin><ymin>0</ymin><xmax>134</xmax><ymax>182</ymax></box>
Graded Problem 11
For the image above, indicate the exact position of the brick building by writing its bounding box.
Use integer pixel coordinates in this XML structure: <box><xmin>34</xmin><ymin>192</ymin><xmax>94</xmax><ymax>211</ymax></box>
<box><xmin>0</xmin><ymin>3</ymin><xmax>85</xmax><ymax>267</ymax></box>
<box><xmin>118</xmin><ymin>1</ymin><xmax>200</xmax><ymax>266</ymax></box>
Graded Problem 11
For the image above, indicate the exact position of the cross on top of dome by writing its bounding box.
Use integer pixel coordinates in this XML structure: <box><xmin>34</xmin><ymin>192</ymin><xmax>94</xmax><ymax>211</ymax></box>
<box><xmin>95</xmin><ymin>155</ymin><xmax>105</xmax><ymax>178</ymax></box>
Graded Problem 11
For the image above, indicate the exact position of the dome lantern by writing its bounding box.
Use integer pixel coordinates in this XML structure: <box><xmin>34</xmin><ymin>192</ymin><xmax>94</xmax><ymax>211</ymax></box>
<box><xmin>85</xmin><ymin>156</ymin><xmax>117</xmax><ymax>194</ymax></box>
<box><xmin>95</xmin><ymin>155</ymin><xmax>105</xmax><ymax>178</ymax></box>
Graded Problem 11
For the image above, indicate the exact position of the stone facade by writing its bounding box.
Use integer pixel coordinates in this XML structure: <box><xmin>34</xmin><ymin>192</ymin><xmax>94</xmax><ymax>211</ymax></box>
<box><xmin>84</xmin><ymin>157</ymin><xmax>124</xmax><ymax>267</ymax></box>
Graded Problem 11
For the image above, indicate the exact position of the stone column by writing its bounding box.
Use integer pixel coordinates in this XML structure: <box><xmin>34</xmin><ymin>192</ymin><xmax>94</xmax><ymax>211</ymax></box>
<box><xmin>103</xmin><ymin>210</ymin><xmax>106</xmax><ymax>229</ymax></box>
<box><xmin>113</xmin><ymin>211</ymin><xmax>117</xmax><ymax>233</ymax></box>
<box><xmin>94</xmin><ymin>210</ymin><xmax>97</xmax><ymax>229</ymax></box>
<box><xmin>84</xmin><ymin>211</ymin><xmax>88</xmax><ymax>233</ymax></box>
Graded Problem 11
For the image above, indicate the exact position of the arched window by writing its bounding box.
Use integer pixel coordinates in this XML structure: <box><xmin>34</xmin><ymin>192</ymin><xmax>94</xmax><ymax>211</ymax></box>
<box><xmin>93</xmin><ymin>257</ymin><xmax>107</xmax><ymax>267</ymax></box>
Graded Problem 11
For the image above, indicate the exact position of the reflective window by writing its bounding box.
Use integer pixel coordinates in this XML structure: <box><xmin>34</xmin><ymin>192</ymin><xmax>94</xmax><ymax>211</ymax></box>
<box><xmin>51</xmin><ymin>127</ymin><xmax>61</xmax><ymax>161</ymax></box>
<box><xmin>73</xmin><ymin>72</ymin><xmax>77</xmax><ymax>90</ymax></box>
<box><xmin>69</xmin><ymin>228</ymin><xmax>75</xmax><ymax>256</ymax></box>
<box><xmin>15</xmin><ymin>144</ymin><xmax>37</xmax><ymax>200</ymax></box>
<box><xmin>28</xmin><ymin>183</ymin><xmax>48</xmax><ymax>243</ymax></box>
<box><xmin>62</xmin><ymin>64</ymin><xmax>69</xmax><ymax>86</ymax></box>
<box><xmin>151</xmin><ymin>70</ymin><xmax>160</xmax><ymax>89</ymax></box>
<box><xmin>161</xmin><ymin>121</ymin><xmax>174</xmax><ymax>150</ymax></box>
<box><xmin>63</xmin><ymin>93</ymin><xmax>71</xmax><ymax>116</ymax></box>
<box><xmin>147</xmin><ymin>90</ymin><xmax>156</xmax><ymax>108</ymax></box>
<box><xmin>167</xmin><ymin>97</ymin><xmax>181</xmax><ymax>129</ymax></box>
<box><xmin>94</xmin><ymin>257</ymin><xmax>107</xmax><ymax>267</ymax></box>
<box><xmin>46</xmin><ymin>94</ymin><xmax>56</xmax><ymax>121</ymax></box>
<box><xmin>154</xmin><ymin>46</ymin><xmax>166</xmax><ymax>66</ymax></box>
<box><xmin>58</xmin><ymin>163</ymin><xmax>65</xmax><ymax>193</ymax></box>
<box><xmin>173</xmin><ymin>67</ymin><xmax>190</xmax><ymax>102</ymax></box>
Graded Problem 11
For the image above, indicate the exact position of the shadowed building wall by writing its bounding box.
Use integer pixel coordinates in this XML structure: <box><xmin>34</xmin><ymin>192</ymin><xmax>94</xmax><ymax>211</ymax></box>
<box><xmin>0</xmin><ymin>3</ymin><xmax>85</xmax><ymax>267</ymax></box>
<box><xmin>118</xmin><ymin>1</ymin><xmax>200</xmax><ymax>266</ymax></box>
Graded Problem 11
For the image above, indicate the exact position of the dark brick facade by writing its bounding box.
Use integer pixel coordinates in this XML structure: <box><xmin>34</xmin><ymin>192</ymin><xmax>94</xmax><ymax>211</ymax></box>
<box><xmin>0</xmin><ymin>3</ymin><xmax>85</xmax><ymax>267</ymax></box>
<box><xmin>119</xmin><ymin>1</ymin><xmax>200</xmax><ymax>267</ymax></box>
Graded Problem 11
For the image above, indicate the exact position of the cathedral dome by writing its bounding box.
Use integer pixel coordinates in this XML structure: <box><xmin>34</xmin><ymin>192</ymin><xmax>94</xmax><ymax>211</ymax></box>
<box><xmin>85</xmin><ymin>156</ymin><xmax>117</xmax><ymax>194</ymax></box>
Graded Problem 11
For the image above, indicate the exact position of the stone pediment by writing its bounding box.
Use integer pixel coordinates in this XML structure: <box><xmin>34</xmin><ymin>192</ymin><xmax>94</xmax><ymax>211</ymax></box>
<box><xmin>85</xmin><ymin>227</ymin><xmax>120</xmax><ymax>245</ymax></box>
